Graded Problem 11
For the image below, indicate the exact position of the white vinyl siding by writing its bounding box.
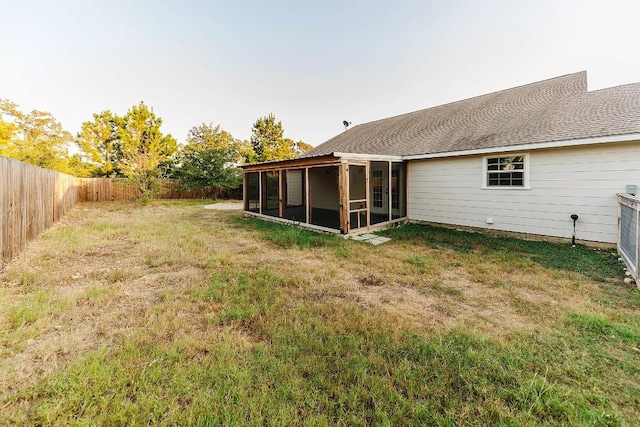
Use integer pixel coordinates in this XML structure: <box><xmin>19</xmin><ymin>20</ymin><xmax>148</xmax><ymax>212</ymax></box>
<box><xmin>407</xmin><ymin>140</ymin><xmax>640</xmax><ymax>243</ymax></box>
<box><xmin>286</xmin><ymin>170</ymin><xmax>303</xmax><ymax>206</ymax></box>
<box><xmin>309</xmin><ymin>167</ymin><xmax>339</xmax><ymax>210</ymax></box>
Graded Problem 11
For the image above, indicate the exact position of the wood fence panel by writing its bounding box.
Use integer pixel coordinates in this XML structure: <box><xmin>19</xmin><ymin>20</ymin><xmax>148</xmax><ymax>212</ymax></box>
<box><xmin>1</xmin><ymin>157</ymin><xmax>79</xmax><ymax>269</ymax></box>
<box><xmin>77</xmin><ymin>178</ymin><xmax>140</xmax><ymax>202</ymax></box>
<box><xmin>77</xmin><ymin>178</ymin><xmax>223</xmax><ymax>202</ymax></box>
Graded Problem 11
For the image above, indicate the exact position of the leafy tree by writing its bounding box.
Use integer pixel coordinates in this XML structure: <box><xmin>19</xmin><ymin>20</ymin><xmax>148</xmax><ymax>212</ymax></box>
<box><xmin>0</xmin><ymin>99</ymin><xmax>86</xmax><ymax>175</ymax></box>
<box><xmin>0</xmin><ymin>116</ymin><xmax>15</xmax><ymax>147</ymax></box>
<box><xmin>67</xmin><ymin>153</ymin><xmax>98</xmax><ymax>178</ymax></box>
<box><xmin>250</xmin><ymin>114</ymin><xmax>311</xmax><ymax>163</ymax></box>
<box><xmin>238</xmin><ymin>139</ymin><xmax>257</xmax><ymax>164</ymax></box>
<box><xmin>170</xmin><ymin>123</ymin><xmax>242</xmax><ymax>197</ymax></box>
<box><xmin>295</xmin><ymin>140</ymin><xmax>313</xmax><ymax>154</ymax></box>
<box><xmin>115</xmin><ymin>102</ymin><xmax>178</xmax><ymax>199</ymax></box>
<box><xmin>76</xmin><ymin>110</ymin><xmax>119</xmax><ymax>176</ymax></box>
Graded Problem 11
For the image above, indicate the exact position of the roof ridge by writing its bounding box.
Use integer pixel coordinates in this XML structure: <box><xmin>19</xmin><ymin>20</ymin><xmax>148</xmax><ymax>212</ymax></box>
<box><xmin>348</xmin><ymin>71</ymin><xmax>588</xmax><ymax>130</ymax></box>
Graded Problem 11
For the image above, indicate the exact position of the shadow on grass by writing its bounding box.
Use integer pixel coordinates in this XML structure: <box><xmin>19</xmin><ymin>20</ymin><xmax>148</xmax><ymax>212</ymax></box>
<box><xmin>380</xmin><ymin>224</ymin><xmax>623</xmax><ymax>282</ymax></box>
<box><xmin>228</xmin><ymin>216</ymin><xmax>345</xmax><ymax>249</ymax></box>
<box><xmin>226</xmin><ymin>215</ymin><xmax>624</xmax><ymax>282</ymax></box>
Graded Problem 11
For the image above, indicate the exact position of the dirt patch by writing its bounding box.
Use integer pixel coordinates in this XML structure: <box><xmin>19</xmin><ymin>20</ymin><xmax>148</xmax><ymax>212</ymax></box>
<box><xmin>204</xmin><ymin>203</ymin><xmax>243</xmax><ymax>210</ymax></box>
<box><xmin>340</xmin><ymin>268</ymin><xmax>592</xmax><ymax>335</ymax></box>
<box><xmin>358</xmin><ymin>275</ymin><xmax>386</xmax><ymax>287</ymax></box>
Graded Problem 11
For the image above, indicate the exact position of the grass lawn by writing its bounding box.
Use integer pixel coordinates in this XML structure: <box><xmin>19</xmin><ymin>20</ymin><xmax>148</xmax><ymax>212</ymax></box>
<box><xmin>1</xmin><ymin>201</ymin><xmax>639</xmax><ymax>426</ymax></box>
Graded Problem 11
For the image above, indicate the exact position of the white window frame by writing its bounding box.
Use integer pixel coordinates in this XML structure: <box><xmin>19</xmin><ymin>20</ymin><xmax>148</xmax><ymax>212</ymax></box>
<box><xmin>482</xmin><ymin>153</ymin><xmax>530</xmax><ymax>189</ymax></box>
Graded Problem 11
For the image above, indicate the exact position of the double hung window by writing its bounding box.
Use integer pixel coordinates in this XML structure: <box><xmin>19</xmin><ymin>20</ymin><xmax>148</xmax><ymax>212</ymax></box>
<box><xmin>484</xmin><ymin>154</ymin><xmax>529</xmax><ymax>188</ymax></box>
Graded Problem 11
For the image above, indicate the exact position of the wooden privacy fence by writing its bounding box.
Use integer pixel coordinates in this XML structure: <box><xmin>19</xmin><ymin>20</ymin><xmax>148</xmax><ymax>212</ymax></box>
<box><xmin>1</xmin><ymin>156</ymin><xmax>241</xmax><ymax>268</ymax></box>
<box><xmin>77</xmin><ymin>178</ymin><xmax>231</xmax><ymax>202</ymax></box>
<box><xmin>1</xmin><ymin>157</ymin><xmax>78</xmax><ymax>269</ymax></box>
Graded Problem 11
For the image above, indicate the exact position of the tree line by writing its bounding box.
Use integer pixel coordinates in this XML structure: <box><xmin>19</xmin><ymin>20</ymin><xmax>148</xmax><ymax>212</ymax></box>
<box><xmin>0</xmin><ymin>99</ymin><xmax>313</xmax><ymax>200</ymax></box>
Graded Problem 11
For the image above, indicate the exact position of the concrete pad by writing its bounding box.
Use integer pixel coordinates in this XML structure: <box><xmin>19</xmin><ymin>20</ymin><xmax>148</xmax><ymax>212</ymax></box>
<box><xmin>349</xmin><ymin>234</ymin><xmax>392</xmax><ymax>245</ymax></box>
<box><xmin>367</xmin><ymin>237</ymin><xmax>391</xmax><ymax>245</ymax></box>
<box><xmin>350</xmin><ymin>234</ymin><xmax>371</xmax><ymax>241</ymax></box>
<box><xmin>371</xmin><ymin>236</ymin><xmax>391</xmax><ymax>243</ymax></box>
<box><xmin>204</xmin><ymin>203</ymin><xmax>243</xmax><ymax>210</ymax></box>
<box><xmin>350</xmin><ymin>233</ymin><xmax>378</xmax><ymax>240</ymax></box>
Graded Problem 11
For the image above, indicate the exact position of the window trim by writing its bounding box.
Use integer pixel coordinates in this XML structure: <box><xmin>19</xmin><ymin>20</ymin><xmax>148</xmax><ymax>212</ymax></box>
<box><xmin>482</xmin><ymin>153</ymin><xmax>530</xmax><ymax>189</ymax></box>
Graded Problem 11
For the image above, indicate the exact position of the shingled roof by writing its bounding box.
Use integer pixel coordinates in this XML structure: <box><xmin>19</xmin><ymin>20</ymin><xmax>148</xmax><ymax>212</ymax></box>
<box><xmin>303</xmin><ymin>71</ymin><xmax>640</xmax><ymax>158</ymax></box>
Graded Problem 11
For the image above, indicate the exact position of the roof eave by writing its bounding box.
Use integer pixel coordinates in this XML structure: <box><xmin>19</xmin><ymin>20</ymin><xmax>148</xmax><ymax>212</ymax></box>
<box><xmin>333</xmin><ymin>152</ymin><xmax>404</xmax><ymax>161</ymax></box>
<box><xmin>402</xmin><ymin>133</ymin><xmax>640</xmax><ymax>160</ymax></box>
<box><xmin>241</xmin><ymin>154</ymin><xmax>340</xmax><ymax>171</ymax></box>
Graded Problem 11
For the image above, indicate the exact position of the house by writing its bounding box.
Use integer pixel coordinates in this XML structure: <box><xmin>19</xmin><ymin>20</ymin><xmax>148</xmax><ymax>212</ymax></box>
<box><xmin>242</xmin><ymin>71</ymin><xmax>640</xmax><ymax>244</ymax></box>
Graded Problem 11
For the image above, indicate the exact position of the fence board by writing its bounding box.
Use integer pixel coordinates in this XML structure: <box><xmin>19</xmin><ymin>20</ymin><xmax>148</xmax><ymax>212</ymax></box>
<box><xmin>76</xmin><ymin>178</ymin><xmax>238</xmax><ymax>202</ymax></box>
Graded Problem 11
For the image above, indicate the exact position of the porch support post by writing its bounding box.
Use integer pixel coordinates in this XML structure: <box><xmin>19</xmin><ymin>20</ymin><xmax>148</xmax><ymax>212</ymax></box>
<box><xmin>365</xmin><ymin>162</ymin><xmax>370</xmax><ymax>228</ymax></box>
<box><xmin>388</xmin><ymin>161</ymin><xmax>392</xmax><ymax>222</ymax></box>
<box><xmin>339</xmin><ymin>163</ymin><xmax>349</xmax><ymax>234</ymax></box>
<box><xmin>278</xmin><ymin>169</ymin><xmax>285</xmax><ymax>218</ymax></box>
<box><xmin>305</xmin><ymin>168</ymin><xmax>310</xmax><ymax>224</ymax></box>
<box><xmin>258</xmin><ymin>172</ymin><xmax>263</xmax><ymax>215</ymax></box>
<box><xmin>242</xmin><ymin>172</ymin><xmax>247</xmax><ymax>211</ymax></box>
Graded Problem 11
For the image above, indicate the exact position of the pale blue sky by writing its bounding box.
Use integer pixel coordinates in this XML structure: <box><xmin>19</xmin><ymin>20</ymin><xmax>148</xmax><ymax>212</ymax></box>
<box><xmin>2</xmin><ymin>0</ymin><xmax>640</xmax><ymax>146</ymax></box>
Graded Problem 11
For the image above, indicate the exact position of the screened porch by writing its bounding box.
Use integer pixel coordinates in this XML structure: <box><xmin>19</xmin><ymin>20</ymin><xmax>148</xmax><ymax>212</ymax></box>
<box><xmin>242</xmin><ymin>154</ymin><xmax>407</xmax><ymax>235</ymax></box>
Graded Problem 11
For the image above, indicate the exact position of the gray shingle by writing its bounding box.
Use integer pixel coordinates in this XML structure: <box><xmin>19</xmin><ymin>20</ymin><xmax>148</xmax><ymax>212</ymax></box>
<box><xmin>303</xmin><ymin>71</ymin><xmax>640</xmax><ymax>158</ymax></box>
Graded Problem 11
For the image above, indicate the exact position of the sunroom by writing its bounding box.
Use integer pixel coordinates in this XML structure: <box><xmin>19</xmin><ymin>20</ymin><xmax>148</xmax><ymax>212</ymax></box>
<box><xmin>242</xmin><ymin>153</ymin><xmax>407</xmax><ymax>234</ymax></box>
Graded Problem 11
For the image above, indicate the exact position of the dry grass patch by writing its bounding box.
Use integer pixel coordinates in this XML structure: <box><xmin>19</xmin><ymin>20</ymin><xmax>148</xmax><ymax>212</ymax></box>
<box><xmin>0</xmin><ymin>202</ymin><xmax>215</xmax><ymax>399</ymax></box>
<box><xmin>1</xmin><ymin>202</ymin><xmax>638</xmax><ymax>425</ymax></box>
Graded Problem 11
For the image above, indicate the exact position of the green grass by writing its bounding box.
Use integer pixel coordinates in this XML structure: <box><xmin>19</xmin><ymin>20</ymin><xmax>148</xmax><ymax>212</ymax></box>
<box><xmin>1</xmin><ymin>202</ymin><xmax>639</xmax><ymax>426</ymax></box>
<box><xmin>14</xmin><ymin>307</ymin><xmax>636</xmax><ymax>425</ymax></box>
<box><xmin>232</xmin><ymin>216</ymin><xmax>345</xmax><ymax>249</ymax></box>
<box><xmin>566</xmin><ymin>313</ymin><xmax>640</xmax><ymax>345</ymax></box>
<box><xmin>381</xmin><ymin>224</ymin><xmax>624</xmax><ymax>282</ymax></box>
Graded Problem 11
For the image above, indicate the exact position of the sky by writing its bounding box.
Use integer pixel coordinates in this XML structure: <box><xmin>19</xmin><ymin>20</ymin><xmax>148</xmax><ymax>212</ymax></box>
<box><xmin>2</xmin><ymin>0</ymin><xmax>640</xmax><ymax>147</ymax></box>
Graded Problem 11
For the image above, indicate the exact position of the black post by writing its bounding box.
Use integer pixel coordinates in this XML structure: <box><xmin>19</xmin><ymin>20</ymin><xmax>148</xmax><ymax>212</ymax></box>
<box><xmin>571</xmin><ymin>214</ymin><xmax>579</xmax><ymax>247</ymax></box>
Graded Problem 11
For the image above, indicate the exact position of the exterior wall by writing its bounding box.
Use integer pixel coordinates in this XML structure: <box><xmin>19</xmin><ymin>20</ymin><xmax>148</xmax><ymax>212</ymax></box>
<box><xmin>407</xmin><ymin>140</ymin><xmax>640</xmax><ymax>243</ymax></box>
<box><xmin>309</xmin><ymin>167</ymin><xmax>339</xmax><ymax>210</ymax></box>
<box><xmin>286</xmin><ymin>169</ymin><xmax>303</xmax><ymax>206</ymax></box>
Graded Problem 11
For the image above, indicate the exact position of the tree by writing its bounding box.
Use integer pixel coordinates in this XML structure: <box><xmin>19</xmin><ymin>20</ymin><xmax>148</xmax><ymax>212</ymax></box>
<box><xmin>76</xmin><ymin>110</ymin><xmax>119</xmax><ymax>176</ymax></box>
<box><xmin>237</xmin><ymin>139</ymin><xmax>257</xmax><ymax>165</ymax></box>
<box><xmin>169</xmin><ymin>123</ymin><xmax>242</xmax><ymax>197</ymax></box>
<box><xmin>67</xmin><ymin>153</ymin><xmax>98</xmax><ymax>178</ymax></box>
<box><xmin>115</xmin><ymin>102</ymin><xmax>178</xmax><ymax>199</ymax></box>
<box><xmin>250</xmin><ymin>114</ymin><xmax>311</xmax><ymax>163</ymax></box>
<box><xmin>295</xmin><ymin>140</ymin><xmax>314</xmax><ymax>154</ymax></box>
<box><xmin>0</xmin><ymin>116</ymin><xmax>15</xmax><ymax>147</ymax></box>
<box><xmin>0</xmin><ymin>99</ymin><xmax>79</xmax><ymax>174</ymax></box>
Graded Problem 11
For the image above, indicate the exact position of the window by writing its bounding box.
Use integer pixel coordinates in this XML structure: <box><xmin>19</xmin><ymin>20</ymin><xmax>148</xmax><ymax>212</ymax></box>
<box><xmin>484</xmin><ymin>154</ymin><xmax>529</xmax><ymax>188</ymax></box>
<box><xmin>391</xmin><ymin>169</ymin><xmax>400</xmax><ymax>210</ymax></box>
<box><xmin>372</xmin><ymin>170</ymin><xmax>383</xmax><ymax>208</ymax></box>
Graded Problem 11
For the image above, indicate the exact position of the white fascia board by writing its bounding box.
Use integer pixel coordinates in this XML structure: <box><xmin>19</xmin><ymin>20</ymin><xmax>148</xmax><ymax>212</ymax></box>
<box><xmin>333</xmin><ymin>152</ymin><xmax>404</xmax><ymax>161</ymax></box>
<box><xmin>402</xmin><ymin>133</ymin><xmax>640</xmax><ymax>160</ymax></box>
